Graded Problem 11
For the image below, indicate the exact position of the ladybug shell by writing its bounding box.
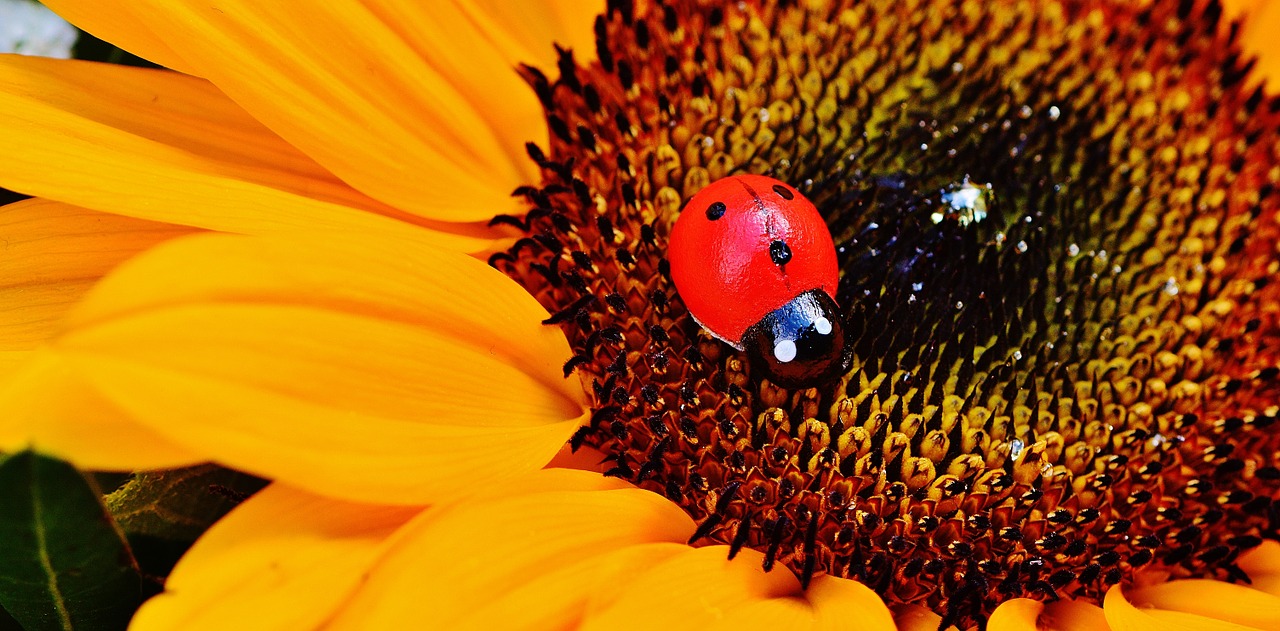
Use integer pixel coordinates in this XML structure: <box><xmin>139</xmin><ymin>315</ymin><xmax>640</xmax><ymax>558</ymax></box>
<box><xmin>668</xmin><ymin>174</ymin><xmax>839</xmax><ymax>347</ymax></box>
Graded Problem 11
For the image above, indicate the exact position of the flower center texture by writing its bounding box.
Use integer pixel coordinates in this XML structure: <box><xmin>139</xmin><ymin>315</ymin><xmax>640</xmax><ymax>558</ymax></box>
<box><xmin>491</xmin><ymin>0</ymin><xmax>1280</xmax><ymax>625</ymax></box>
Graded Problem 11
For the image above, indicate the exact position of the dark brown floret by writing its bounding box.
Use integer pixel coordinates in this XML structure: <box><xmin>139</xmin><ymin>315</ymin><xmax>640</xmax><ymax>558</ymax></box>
<box><xmin>492</xmin><ymin>0</ymin><xmax>1280</xmax><ymax>627</ymax></box>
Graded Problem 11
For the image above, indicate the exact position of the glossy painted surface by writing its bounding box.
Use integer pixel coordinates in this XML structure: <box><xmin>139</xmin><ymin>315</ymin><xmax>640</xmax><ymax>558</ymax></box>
<box><xmin>668</xmin><ymin>174</ymin><xmax>839</xmax><ymax>346</ymax></box>
<box><xmin>741</xmin><ymin>289</ymin><xmax>846</xmax><ymax>388</ymax></box>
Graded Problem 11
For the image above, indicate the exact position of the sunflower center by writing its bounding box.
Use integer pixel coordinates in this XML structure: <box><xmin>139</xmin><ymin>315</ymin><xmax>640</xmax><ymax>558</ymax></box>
<box><xmin>492</xmin><ymin>0</ymin><xmax>1280</xmax><ymax>625</ymax></box>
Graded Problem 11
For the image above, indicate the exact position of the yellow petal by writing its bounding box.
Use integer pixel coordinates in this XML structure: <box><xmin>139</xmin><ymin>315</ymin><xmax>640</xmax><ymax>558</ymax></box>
<box><xmin>1124</xmin><ymin>579</ymin><xmax>1280</xmax><ymax>630</ymax></box>
<box><xmin>37</xmin><ymin>1</ymin><xmax>198</xmax><ymax>74</ymax></box>
<box><xmin>0</xmin><ymin>350</ymin><xmax>199</xmax><ymax>470</ymax></box>
<box><xmin>893</xmin><ymin>605</ymin><xmax>950</xmax><ymax>631</ymax></box>
<box><xmin>0</xmin><ymin>55</ymin><xmax>490</xmax><ymax>251</ymax></box>
<box><xmin>1222</xmin><ymin>0</ymin><xmax>1280</xmax><ymax>91</ymax></box>
<box><xmin>0</xmin><ymin>198</ymin><xmax>194</xmax><ymax>351</ymax></box>
<box><xmin>1237</xmin><ymin>540</ymin><xmax>1280</xmax><ymax>597</ymax></box>
<box><xmin>125</xmin><ymin>0</ymin><xmax>559</xmax><ymax>222</ymax></box>
<box><xmin>797</xmin><ymin>574</ymin><xmax>899</xmax><ymax>631</ymax></box>
<box><xmin>0</xmin><ymin>198</ymin><xmax>199</xmax><ymax>470</ymax></box>
<box><xmin>131</xmin><ymin>483</ymin><xmax>420</xmax><ymax>631</ymax></box>
<box><xmin>463</xmin><ymin>0</ymin><xmax>598</xmax><ymax>71</ymax></box>
<box><xmin>1042</xmin><ymin>600</ymin><xmax>1110</xmax><ymax>631</ymax></box>
<box><xmin>53</xmin><ymin>232</ymin><xmax>584</xmax><ymax>504</ymax></box>
<box><xmin>987</xmin><ymin>598</ymin><xmax>1043</xmax><ymax>631</ymax></box>
<box><xmin>325</xmin><ymin>469</ymin><xmax>694</xmax><ymax>630</ymax></box>
<box><xmin>584</xmin><ymin>546</ymin><xmax>895</xmax><ymax>631</ymax></box>
<box><xmin>1103</xmin><ymin>584</ymin><xmax>1265</xmax><ymax>631</ymax></box>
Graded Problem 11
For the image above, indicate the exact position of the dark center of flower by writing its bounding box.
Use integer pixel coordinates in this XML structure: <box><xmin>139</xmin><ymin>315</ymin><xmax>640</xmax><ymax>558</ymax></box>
<box><xmin>491</xmin><ymin>0</ymin><xmax>1280</xmax><ymax>626</ymax></box>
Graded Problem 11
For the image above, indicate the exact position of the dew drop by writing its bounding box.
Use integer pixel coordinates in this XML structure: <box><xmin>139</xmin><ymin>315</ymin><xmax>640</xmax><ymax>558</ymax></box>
<box><xmin>1010</xmin><ymin>439</ymin><xmax>1025</xmax><ymax>462</ymax></box>
<box><xmin>938</xmin><ymin>180</ymin><xmax>992</xmax><ymax>226</ymax></box>
<box><xmin>1015</xmin><ymin>240</ymin><xmax>1028</xmax><ymax>253</ymax></box>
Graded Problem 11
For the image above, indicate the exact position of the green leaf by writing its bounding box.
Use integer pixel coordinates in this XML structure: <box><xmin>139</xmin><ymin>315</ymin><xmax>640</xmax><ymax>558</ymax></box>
<box><xmin>0</xmin><ymin>451</ymin><xmax>143</xmax><ymax>631</ymax></box>
<box><xmin>105</xmin><ymin>465</ymin><xmax>265</xmax><ymax>542</ymax></box>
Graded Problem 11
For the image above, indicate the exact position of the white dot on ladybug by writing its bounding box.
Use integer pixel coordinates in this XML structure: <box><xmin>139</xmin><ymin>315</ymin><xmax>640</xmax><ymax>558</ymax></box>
<box><xmin>773</xmin><ymin>339</ymin><xmax>798</xmax><ymax>363</ymax></box>
<box><xmin>814</xmin><ymin>316</ymin><xmax>832</xmax><ymax>335</ymax></box>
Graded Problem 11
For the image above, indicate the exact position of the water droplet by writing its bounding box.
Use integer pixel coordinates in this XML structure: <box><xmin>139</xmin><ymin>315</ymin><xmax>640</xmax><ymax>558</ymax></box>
<box><xmin>702</xmin><ymin>136</ymin><xmax>714</xmax><ymax>148</ymax></box>
<box><xmin>1018</xmin><ymin>105</ymin><xmax>1033</xmax><ymax>118</ymax></box>
<box><xmin>1013</xmin><ymin>350</ymin><xmax>1023</xmax><ymax>361</ymax></box>
<box><xmin>951</xmin><ymin>62</ymin><xmax>964</xmax><ymax>72</ymax></box>
<box><xmin>1067</xmin><ymin>243</ymin><xmax>1080</xmax><ymax>256</ymax></box>
<box><xmin>1010</xmin><ymin>439</ymin><xmax>1025</xmax><ymax>462</ymax></box>
<box><xmin>920</xmin><ymin>143</ymin><xmax>929</xmax><ymax>150</ymax></box>
<box><xmin>938</xmin><ymin>180</ymin><xmax>993</xmax><ymax>226</ymax></box>
<box><xmin>1163</xmin><ymin>277</ymin><xmax>1180</xmax><ymax>296</ymax></box>
<box><xmin>1015</xmin><ymin>240</ymin><xmax>1028</xmax><ymax>253</ymax></box>
<box><xmin>955</xmin><ymin>301</ymin><xmax>965</xmax><ymax>309</ymax></box>
<box><xmin>912</xmin><ymin>282</ymin><xmax>924</xmax><ymax>292</ymax></box>
<box><xmin>1048</xmin><ymin>105</ymin><xmax>1061</xmax><ymax>120</ymax></box>
<box><xmin>758</xmin><ymin>107</ymin><xmax>770</xmax><ymax>123</ymax></box>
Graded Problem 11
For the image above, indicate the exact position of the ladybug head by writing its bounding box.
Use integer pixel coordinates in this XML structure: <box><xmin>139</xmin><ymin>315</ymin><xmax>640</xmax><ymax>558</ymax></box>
<box><xmin>741</xmin><ymin>289</ymin><xmax>847</xmax><ymax>388</ymax></box>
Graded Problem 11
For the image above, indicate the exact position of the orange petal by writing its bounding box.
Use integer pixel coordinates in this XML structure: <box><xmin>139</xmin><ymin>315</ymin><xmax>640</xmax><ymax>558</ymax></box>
<box><xmin>324</xmin><ymin>469</ymin><xmax>695</xmax><ymax>630</ymax></box>
<box><xmin>0</xmin><ymin>198</ymin><xmax>194</xmax><ymax>351</ymax></box>
<box><xmin>0</xmin><ymin>350</ymin><xmax>199</xmax><ymax>470</ymax></box>
<box><xmin>1103</xmin><ymin>584</ymin><xmax>1266</xmax><ymax>631</ymax></box>
<box><xmin>53</xmin><ymin>232</ymin><xmax>585</xmax><ymax>504</ymax></box>
<box><xmin>584</xmin><ymin>546</ymin><xmax>895</xmax><ymax>631</ymax></box>
<box><xmin>38</xmin><ymin>1</ymin><xmax>198</xmax><ymax>74</ymax></box>
<box><xmin>124</xmin><ymin>0</ymin><xmax>558</xmax><ymax>222</ymax></box>
<box><xmin>131</xmin><ymin>483</ymin><xmax>420</xmax><ymax>631</ymax></box>
<box><xmin>987</xmin><ymin>598</ymin><xmax>1043</xmax><ymax>631</ymax></box>
<box><xmin>1123</xmin><ymin>579</ymin><xmax>1280</xmax><ymax>630</ymax></box>
<box><xmin>0</xmin><ymin>55</ymin><xmax>490</xmax><ymax>250</ymax></box>
<box><xmin>1237</xmin><ymin>540</ymin><xmax>1280</xmax><ymax>597</ymax></box>
<box><xmin>1042</xmin><ymin>599</ymin><xmax>1110</xmax><ymax>631</ymax></box>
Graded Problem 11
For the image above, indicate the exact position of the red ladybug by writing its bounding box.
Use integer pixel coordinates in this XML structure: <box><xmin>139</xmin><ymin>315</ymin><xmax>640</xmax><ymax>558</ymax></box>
<box><xmin>668</xmin><ymin>174</ymin><xmax>846</xmax><ymax>387</ymax></box>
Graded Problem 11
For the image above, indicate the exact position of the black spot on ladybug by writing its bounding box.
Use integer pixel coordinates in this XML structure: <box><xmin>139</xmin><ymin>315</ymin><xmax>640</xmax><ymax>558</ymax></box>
<box><xmin>769</xmin><ymin>240</ymin><xmax>792</xmax><ymax>265</ymax></box>
<box><xmin>706</xmin><ymin>201</ymin><xmax>727</xmax><ymax>220</ymax></box>
<box><xmin>772</xmin><ymin>184</ymin><xmax>794</xmax><ymax>200</ymax></box>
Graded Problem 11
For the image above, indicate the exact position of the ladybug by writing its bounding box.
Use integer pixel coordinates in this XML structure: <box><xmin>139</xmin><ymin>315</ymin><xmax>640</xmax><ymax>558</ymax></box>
<box><xmin>668</xmin><ymin>174</ymin><xmax>846</xmax><ymax>388</ymax></box>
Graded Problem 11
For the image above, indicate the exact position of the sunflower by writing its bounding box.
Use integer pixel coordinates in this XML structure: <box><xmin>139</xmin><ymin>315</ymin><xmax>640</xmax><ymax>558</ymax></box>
<box><xmin>1</xmin><ymin>0</ymin><xmax>1279</xmax><ymax>629</ymax></box>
